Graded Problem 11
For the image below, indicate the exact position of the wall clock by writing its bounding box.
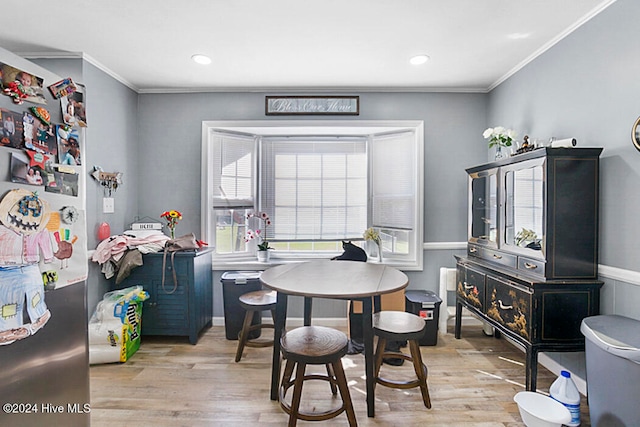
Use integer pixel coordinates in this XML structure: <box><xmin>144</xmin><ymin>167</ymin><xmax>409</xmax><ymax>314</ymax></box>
<box><xmin>61</xmin><ymin>206</ymin><xmax>79</xmax><ymax>224</ymax></box>
<box><xmin>632</xmin><ymin>116</ymin><xmax>640</xmax><ymax>152</ymax></box>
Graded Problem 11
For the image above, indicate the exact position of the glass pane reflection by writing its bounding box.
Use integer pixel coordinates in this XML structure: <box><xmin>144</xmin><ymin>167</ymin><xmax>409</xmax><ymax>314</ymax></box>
<box><xmin>505</xmin><ymin>165</ymin><xmax>544</xmax><ymax>253</ymax></box>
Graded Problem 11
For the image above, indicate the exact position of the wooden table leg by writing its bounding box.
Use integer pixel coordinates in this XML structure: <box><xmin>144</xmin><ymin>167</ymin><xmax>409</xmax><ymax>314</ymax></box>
<box><xmin>526</xmin><ymin>347</ymin><xmax>538</xmax><ymax>391</ymax></box>
<box><xmin>454</xmin><ymin>300</ymin><xmax>463</xmax><ymax>339</ymax></box>
<box><xmin>303</xmin><ymin>297</ymin><xmax>312</xmax><ymax>326</ymax></box>
<box><xmin>270</xmin><ymin>292</ymin><xmax>288</xmax><ymax>401</ymax></box>
<box><xmin>362</xmin><ymin>296</ymin><xmax>375</xmax><ymax>417</ymax></box>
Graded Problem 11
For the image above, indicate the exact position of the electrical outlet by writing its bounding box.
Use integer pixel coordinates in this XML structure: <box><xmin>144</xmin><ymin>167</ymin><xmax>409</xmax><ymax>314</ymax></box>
<box><xmin>103</xmin><ymin>197</ymin><xmax>115</xmax><ymax>213</ymax></box>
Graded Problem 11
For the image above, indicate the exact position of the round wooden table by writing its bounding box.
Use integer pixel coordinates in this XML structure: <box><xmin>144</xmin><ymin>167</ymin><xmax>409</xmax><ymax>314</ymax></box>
<box><xmin>260</xmin><ymin>259</ymin><xmax>409</xmax><ymax>418</ymax></box>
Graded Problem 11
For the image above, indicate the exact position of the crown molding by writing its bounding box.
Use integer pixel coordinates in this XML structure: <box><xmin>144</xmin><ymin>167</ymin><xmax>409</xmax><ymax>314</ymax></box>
<box><xmin>488</xmin><ymin>0</ymin><xmax>618</xmax><ymax>91</ymax></box>
<box><xmin>17</xmin><ymin>51</ymin><xmax>139</xmax><ymax>92</ymax></box>
<box><xmin>137</xmin><ymin>86</ymin><xmax>489</xmax><ymax>95</ymax></box>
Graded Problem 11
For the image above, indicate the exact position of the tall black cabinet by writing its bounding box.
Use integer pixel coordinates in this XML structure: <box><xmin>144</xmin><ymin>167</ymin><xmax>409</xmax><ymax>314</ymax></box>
<box><xmin>455</xmin><ymin>148</ymin><xmax>603</xmax><ymax>391</ymax></box>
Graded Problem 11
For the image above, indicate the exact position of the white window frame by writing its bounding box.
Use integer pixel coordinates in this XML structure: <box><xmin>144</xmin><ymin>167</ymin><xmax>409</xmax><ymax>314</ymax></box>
<box><xmin>202</xmin><ymin>120</ymin><xmax>424</xmax><ymax>270</ymax></box>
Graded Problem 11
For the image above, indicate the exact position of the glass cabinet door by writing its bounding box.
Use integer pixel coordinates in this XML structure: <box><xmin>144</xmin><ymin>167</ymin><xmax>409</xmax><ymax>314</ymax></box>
<box><xmin>503</xmin><ymin>158</ymin><xmax>545</xmax><ymax>256</ymax></box>
<box><xmin>469</xmin><ymin>168</ymin><xmax>498</xmax><ymax>247</ymax></box>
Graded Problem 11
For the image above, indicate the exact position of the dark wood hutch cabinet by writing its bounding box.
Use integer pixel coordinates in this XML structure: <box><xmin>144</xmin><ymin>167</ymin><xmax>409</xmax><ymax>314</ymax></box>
<box><xmin>455</xmin><ymin>148</ymin><xmax>603</xmax><ymax>391</ymax></box>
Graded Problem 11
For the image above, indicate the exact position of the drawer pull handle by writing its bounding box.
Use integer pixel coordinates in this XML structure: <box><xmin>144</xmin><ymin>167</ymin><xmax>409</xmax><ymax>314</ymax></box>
<box><xmin>149</xmin><ymin>302</ymin><xmax>157</xmax><ymax>307</ymax></box>
<box><xmin>492</xmin><ymin>254</ymin><xmax>503</xmax><ymax>260</ymax></box>
<box><xmin>463</xmin><ymin>282</ymin><xmax>474</xmax><ymax>290</ymax></box>
<box><xmin>524</xmin><ymin>262</ymin><xmax>538</xmax><ymax>269</ymax></box>
<box><xmin>469</xmin><ymin>247</ymin><xmax>477</xmax><ymax>253</ymax></box>
<box><xmin>498</xmin><ymin>300</ymin><xmax>513</xmax><ymax>310</ymax></box>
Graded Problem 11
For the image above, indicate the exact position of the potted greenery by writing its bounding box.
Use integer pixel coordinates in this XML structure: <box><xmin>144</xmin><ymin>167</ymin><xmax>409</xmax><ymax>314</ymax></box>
<box><xmin>515</xmin><ymin>228</ymin><xmax>541</xmax><ymax>250</ymax></box>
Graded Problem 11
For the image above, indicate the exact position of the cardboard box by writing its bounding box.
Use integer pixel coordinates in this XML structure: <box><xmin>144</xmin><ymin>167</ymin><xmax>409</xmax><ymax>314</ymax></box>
<box><xmin>349</xmin><ymin>289</ymin><xmax>406</xmax><ymax>313</ymax></box>
<box><xmin>347</xmin><ymin>290</ymin><xmax>405</xmax><ymax>341</ymax></box>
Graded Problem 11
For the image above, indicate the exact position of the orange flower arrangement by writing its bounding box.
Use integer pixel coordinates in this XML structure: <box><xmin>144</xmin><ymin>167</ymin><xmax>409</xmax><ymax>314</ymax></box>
<box><xmin>160</xmin><ymin>210</ymin><xmax>182</xmax><ymax>239</ymax></box>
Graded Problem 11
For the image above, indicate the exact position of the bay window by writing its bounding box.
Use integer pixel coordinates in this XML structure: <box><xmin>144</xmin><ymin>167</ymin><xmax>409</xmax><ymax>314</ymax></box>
<box><xmin>202</xmin><ymin>121</ymin><xmax>423</xmax><ymax>270</ymax></box>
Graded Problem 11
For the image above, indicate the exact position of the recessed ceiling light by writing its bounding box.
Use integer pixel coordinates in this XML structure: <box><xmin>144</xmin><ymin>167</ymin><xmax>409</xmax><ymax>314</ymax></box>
<box><xmin>191</xmin><ymin>54</ymin><xmax>212</xmax><ymax>65</ymax></box>
<box><xmin>410</xmin><ymin>55</ymin><xmax>430</xmax><ymax>65</ymax></box>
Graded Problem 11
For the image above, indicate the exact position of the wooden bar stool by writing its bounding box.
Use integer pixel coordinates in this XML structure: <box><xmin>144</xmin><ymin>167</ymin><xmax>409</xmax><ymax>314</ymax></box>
<box><xmin>234</xmin><ymin>289</ymin><xmax>277</xmax><ymax>362</ymax></box>
<box><xmin>279</xmin><ymin>326</ymin><xmax>357</xmax><ymax>427</ymax></box>
<box><xmin>373</xmin><ymin>310</ymin><xmax>432</xmax><ymax>409</ymax></box>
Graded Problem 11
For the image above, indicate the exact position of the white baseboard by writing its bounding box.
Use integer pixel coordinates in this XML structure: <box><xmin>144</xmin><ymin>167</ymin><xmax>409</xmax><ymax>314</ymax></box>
<box><xmin>501</xmin><ymin>334</ymin><xmax>587</xmax><ymax>396</ymax></box>
<box><xmin>538</xmin><ymin>352</ymin><xmax>587</xmax><ymax>396</ymax></box>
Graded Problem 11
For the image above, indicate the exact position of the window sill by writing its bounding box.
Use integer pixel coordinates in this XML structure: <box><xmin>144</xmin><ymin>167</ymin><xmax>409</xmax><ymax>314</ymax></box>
<box><xmin>213</xmin><ymin>256</ymin><xmax>417</xmax><ymax>271</ymax></box>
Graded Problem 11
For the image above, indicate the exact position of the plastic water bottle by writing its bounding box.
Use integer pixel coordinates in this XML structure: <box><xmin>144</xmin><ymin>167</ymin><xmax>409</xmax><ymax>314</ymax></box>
<box><xmin>549</xmin><ymin>370</ymin><xmax>581</xmax><ymax>426</ymax></box>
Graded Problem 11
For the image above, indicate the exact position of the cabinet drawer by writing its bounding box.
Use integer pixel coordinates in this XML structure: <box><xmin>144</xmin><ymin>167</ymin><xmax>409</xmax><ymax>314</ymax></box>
<box><xmin>457</xmin><ymin>266</ymin><xmax>485</xmax><ymax>311</ymax></box>
<box><xmin>483</xmin><ymin>249</ymin><xmax>517</xmax><ymax>269</ymax></box>
<box><xmin>486</xmin><ymin>276</ymin><xmax>532</xmax><ymax>341</ymax></box>
<box><xmin>518</xmin><ymin>256</ymin><xmax>545</xmax><ymax>276</ymax></box>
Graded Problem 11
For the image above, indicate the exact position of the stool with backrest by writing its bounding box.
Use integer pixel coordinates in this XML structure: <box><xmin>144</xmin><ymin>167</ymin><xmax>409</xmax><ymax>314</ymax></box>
<box><xmin>373</xmin><ymin>310</ymin><xmax>432</xmax><ymax>409</ymax></box>
<box><xmin>279</xmin><ymin>326</ymin><xmax>358</xmax><ymax>426</ymax></box>
<box><xmin>234</xmin><ymin>289</ymin><xmax>277</xmax><ymax>362</ymax></box>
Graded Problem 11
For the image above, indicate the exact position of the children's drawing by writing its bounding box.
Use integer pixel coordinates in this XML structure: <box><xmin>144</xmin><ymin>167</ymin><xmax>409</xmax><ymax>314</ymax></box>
<box><xmin>0</xmin><ymin>189</ymin><xmax>53</xmax><ymax>345</ymax></box>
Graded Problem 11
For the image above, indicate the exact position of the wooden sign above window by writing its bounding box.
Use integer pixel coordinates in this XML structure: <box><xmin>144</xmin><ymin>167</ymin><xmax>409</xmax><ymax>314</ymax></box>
<box><xmin>265</xmin><ymin>96</ymin><xmax>359</xmax><ymax>116</ymax></box>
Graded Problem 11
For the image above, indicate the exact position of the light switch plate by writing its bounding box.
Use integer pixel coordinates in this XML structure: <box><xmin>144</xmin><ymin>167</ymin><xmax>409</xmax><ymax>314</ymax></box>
<box><xmin>103</xmin><ymin>197</ymin><xmax>115</xmax><ymax>213</ymax></box>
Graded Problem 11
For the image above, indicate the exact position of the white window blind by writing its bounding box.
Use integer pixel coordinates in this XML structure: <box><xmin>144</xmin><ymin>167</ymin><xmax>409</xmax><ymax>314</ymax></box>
<box><xmin>260</xmin><ymin>138</ymin><xmax>367</xmax><ymax>241</ymax></box>
<box><xmin>211</xmin><ymin>131</ymin><xmax>255</xmax><ymax>208</ymax></box>
<box><xmin>513</xmin><ymin>165</ymin><xmax>544</xmax><ymax>234</ymax></box>
<box><xmin>371</xmin><ymin>131</ymin><xmax>416</xmax><ymax>230</ymax></box>
<box><xmin>203</xmin><ymin>120</ymin><xmax>424</xmax><ymax>270</ymax></box>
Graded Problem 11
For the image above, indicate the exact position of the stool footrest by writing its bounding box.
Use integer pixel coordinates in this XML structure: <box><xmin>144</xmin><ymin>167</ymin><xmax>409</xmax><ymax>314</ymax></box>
<box><xmin>374</xmin><ymin>324</ymin><xmax>432</xmax><ymax>410</ymax></box>
<box><xmin>242</xmin><ymin>323</ymin><xmax>275</xmax><ymax>348</ymax></box>
<box><xmin>280</xmin><ymin>370</ymin><xmax>349</xmax><ymax>422</ymax></box>
<box><xmin>376</xmin><ymin>355</ymin><xmax>428</xmax><ymax>389</ymax></box>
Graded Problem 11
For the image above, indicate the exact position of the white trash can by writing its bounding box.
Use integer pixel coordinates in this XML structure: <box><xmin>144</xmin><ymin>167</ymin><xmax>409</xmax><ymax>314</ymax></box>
<box><xmin>580</xmin><ymin>315</ymin><xmax>640</xmax><ymax>427</ymax></box>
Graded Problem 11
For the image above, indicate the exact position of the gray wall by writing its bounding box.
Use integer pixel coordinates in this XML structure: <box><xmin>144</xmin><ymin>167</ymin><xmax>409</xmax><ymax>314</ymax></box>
<box><xmin>28</xmin><ymin>0</ymin><xmax>640</xmax><ymax>322</ymax></box>
<box><xmin>81</xmin><ymin>61</ymin><xmax>140</xmax><ymax>314</ymax></box>
<box><xmin>136</xmin><ymin>92</ymin><xmax>487</xmax><ymax>317</ymax></box>
<box><xmin>36</xmin><ymin>58</ymin><xmax>141</xmax><ymax>316</ymax></box>
<box><xmin>487</xmin><ymin>0</ymin><xmax>640</xmax><ymax>320</ymax></box>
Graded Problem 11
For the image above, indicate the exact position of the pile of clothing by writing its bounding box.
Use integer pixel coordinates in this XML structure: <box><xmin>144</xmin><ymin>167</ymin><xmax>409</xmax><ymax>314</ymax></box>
<box><xmin>92</xmin><ymin>230</ymin><xmax>170</xmax><ymax>284</ymax></box>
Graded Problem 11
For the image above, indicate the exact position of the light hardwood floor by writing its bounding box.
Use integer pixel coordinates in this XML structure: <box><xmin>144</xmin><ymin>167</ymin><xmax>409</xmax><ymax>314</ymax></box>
<box><xmin>90</xmin><ymin>323</ymin><xmax>590</xmax><ymax>426</ymax></box>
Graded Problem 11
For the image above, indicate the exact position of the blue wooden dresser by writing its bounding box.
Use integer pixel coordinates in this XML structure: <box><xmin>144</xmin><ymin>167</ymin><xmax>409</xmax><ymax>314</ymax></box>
<box><xmin>111</xmin><ymin>248</ymin><xmax>213</xmax><ymax>344</ymax></box>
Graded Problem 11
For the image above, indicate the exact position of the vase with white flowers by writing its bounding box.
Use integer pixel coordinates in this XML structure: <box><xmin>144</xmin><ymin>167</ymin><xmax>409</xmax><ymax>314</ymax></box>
<box><xmin>483</xmin><ymin>126</ymin><xmax>517</xmax><ymax>160</ymax></box>
<box><xmin>245</xmin><ymin>211</ymin><xmax>273</xmax><ymax>262</ymax></box>
<box><xmin>363</xmin><ymin>227</ymin><xmax>382</xmax><ymax>262</ymax></box>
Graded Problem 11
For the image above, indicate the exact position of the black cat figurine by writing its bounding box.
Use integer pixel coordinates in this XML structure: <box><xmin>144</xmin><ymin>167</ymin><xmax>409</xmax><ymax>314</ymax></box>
<box><xmin>332</xmin><ymin>241</ymin><xmax>367</xmax><ymax>262</ymax></box>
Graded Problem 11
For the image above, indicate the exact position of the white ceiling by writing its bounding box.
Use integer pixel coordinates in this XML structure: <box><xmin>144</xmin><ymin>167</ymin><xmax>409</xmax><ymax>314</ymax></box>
<box><xmin>0</xmin><ymin>0</ymin><xmax>614</xmax><ymax>93</ymax></box>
